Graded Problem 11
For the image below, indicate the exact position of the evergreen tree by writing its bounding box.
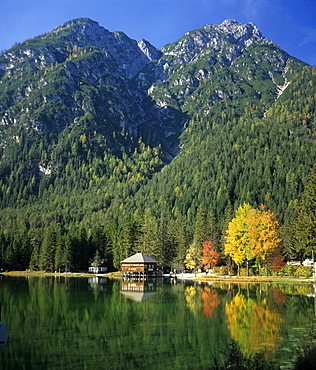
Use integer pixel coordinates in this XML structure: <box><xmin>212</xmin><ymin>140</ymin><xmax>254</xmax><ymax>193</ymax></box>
<box><xmin>206</xmin><ymin>204</ymin><xmax>220</xmax><ymax>249</ymax></box>
<box><xmin>193</xmin><ymin>204</ymin><xmax>207</xmax><ymax>249</ymax></box>
<box><xmin>294</xmin><ymin>165</ymin><xmax>316</xmax><ymax>259</ymax></box>
<box><xmin>39</xmin><ymin>227</ymin><xmax>57</xmax><ymax>271</ymax></box>
<box><xmin>120</xmin><ymin>215</ymin><xmax>135</xmax><ymax>259</ymax></box>
<box><xmin>63</xmin><ymin>235</ymin><xmax>73</xmax><ymax>272</ymax></box>
<box><xmin>168</xmin><ymin>214</ymin><xmax>189</xmax><ymax>268</ymax></box>
<box><xmin>156</xmin><ymin>217</ymin><xmax>171</xmax><ymax>270</ymax></box>
<box><xmin>135</xmin><ymin>208</ymin><xmax>159</xmax><ymax>260</ymax></box>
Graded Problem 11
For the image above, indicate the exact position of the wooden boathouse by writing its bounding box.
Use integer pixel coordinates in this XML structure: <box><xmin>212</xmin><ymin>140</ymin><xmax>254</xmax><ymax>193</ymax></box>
<box><xmin>121</xmin><ymin>253</ymin><xmax>158</xmax><ymax>278</ymax></box>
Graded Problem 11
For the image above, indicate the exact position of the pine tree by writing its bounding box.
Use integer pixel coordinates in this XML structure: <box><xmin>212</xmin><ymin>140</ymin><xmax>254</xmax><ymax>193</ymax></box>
<box><xmin>39</xmin><ymin>227</ymin><xmax>57</xmax><ymax>271</ymax></box>
<box><xmin>206</xmin><ymin>204</ymin><xmax>220</xmax><ymax>249</ymax></box>
<box><xmin>135</xmin><ymin>208</ymin><xmax>159</xmax><ymax>260</ymax></box>
<box><xmin>156</xmin><ymin>217</ymin><xmax>171</xmax><ymax>270</ymax></box>
<box><xmin>28</xmin><ymin>230</ymin><xmax>41</xmax><ymax>271</ymax></box>
<box><xmin>193</xmin><ymin>204</ymin><xmax>207</xmax><ymax>249</ymax></box>
<box><xmin>294</xmin><ymin>165</ymin><xmax>316</xmax><ymax>259</ymax></box>
<box><xmin>168</xmin><ymin>214</ymin><xmax>189</xmax><ymax>268</ymax></box>
<box><xmin>121</xmin><ymin>215</ymin><xmax>135</xmax><ymax>259</ymax></box>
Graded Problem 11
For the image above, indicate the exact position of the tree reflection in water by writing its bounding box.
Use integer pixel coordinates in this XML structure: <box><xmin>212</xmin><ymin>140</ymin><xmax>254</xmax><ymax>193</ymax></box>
<box><xmin>226</xmin><ymin>292</ymin><xmax>283</xmax><ymax>356</ymax></box>
<box><xmin>201</xmin><ymin>286</ymin><xmax>221</xmax><ymax>318</ymax></box>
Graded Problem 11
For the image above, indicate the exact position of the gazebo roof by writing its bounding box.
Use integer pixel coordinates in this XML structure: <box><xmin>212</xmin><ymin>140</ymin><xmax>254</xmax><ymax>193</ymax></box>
<box><xmin>121</xmin><ymin>253</ymin><xmax>157</xmax><ymax>264</ymax></box>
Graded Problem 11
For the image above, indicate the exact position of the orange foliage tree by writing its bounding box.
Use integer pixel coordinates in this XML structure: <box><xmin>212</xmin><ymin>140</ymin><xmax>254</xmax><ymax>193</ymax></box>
<box><xmin>201</xmin><ymin>240</ymin><xmax>220</xmax><ymax>271</ymax></box>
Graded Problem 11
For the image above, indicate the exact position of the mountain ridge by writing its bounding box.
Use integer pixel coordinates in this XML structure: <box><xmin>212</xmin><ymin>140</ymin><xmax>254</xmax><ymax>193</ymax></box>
<box><xmin>0</xmin><ymin>17</ymin><xmax>315</xmax><ymax>271</ymax></box>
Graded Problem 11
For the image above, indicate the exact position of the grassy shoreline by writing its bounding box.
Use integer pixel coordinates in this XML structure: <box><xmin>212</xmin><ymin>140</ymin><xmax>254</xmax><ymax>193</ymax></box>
<box><xmin>196</xmin><ymin>275</ymin><xmax>316</xmax><ymax>283</ymax></box>
<box><xmin>0</xmin><ymin>270</ymin><xmax>122</xmax><ymax>278</ymax></box>
<box><xmin>1</xmin><ymin>270</ymin><xmax>315</xmax><ymax>283</ymax></box>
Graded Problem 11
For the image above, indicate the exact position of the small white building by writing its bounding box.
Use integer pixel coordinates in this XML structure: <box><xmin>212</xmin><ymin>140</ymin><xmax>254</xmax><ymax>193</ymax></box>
<box><xmin>88</xmin><ymin>258</ymin><xmax>108</xmax><ymax>274</ymax></box>
<box><xmin>303</xmin><ymin>259</ymin><xmax>316</xmax><ymax>268</ymax></box>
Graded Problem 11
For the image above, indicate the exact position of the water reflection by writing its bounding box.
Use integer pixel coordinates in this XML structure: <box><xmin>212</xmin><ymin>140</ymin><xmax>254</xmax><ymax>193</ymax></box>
<box><xmin>120</xmin><ymin>280</ymin><xmax>157</xmax><ymax>302</ymax></box>
<box><xmin>1</xmin><ymin>277</ymin><xmax>316</xmax><ymax>369</ymax></box>
<box><xmin>226</xmin><ymin>293</ymin><xmax>283</xmax><ymax>355</ymax></box>
<box><xmin>202</xmin><ymin>286</ymin><xmax>221</xmax><ymax>318</ymax></box>
<box><xmin>0</xmin><ymin>302</ymin><xmax>7</xmax><ymax>346</ymax></box>
<box><xmin>184</xmin><ymin>284</ymin><xmax>221</xmax><ymax>318</ymax></box>
<box><xmin>88</xmin><ymin>276</ymin><xmax>108</xmax><ymax>292</ymax></box>
<box><xmin>0</xmin><ymin>324</ymin><xmax>7</xmax><ymax>346</ymax></box>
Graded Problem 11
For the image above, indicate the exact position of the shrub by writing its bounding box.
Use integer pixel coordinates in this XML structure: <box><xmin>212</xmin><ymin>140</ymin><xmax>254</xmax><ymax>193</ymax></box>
<box><xmin>286</xmin><ymin>265</ymin><xmax>300</xmax><ymax>276</ymax></box>
<box><xmin>212</xmin><ymin>266</ymin><xmax>229</xmax><ymax>275</ymax></box>
<box><xmin>296</xmin><ymin>266</ymin><xmax>312</xmax><ymax>278</ymax></box>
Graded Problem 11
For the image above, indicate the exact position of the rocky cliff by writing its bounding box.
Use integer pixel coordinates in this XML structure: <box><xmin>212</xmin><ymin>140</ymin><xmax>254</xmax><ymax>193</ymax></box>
<box><xmin>0</xmin><ymin>18</ymin><xmax>307</xmax><ymax>162</ymax></box>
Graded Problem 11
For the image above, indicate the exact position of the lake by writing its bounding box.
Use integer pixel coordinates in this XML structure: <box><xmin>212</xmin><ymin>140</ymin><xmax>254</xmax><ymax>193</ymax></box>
<box><xmin>1</xmin><ymin>275</ymin><xmax>316</xmax><ymax>369</ymax></box>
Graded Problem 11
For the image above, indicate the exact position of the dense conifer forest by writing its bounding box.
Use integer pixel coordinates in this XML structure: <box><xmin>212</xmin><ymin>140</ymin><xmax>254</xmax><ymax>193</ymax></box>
<box><xmin>0</xmin><ymin>19</ymin><xmax>315</xmax><ymax>273</ymax></box>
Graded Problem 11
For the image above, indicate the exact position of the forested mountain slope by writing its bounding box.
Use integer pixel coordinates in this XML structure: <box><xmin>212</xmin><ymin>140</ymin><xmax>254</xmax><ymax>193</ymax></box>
<box><xmin>0</xmin><ymin>18</ymin><xmax>315</xmax><ymax>271</ymax></box>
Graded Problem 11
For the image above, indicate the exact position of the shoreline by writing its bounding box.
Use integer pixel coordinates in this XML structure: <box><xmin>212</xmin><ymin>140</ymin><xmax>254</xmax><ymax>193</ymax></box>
<box><xmin>1</xmin><ymin>270</ymin><xmax>315</xmax><ymax>283</ymax></box>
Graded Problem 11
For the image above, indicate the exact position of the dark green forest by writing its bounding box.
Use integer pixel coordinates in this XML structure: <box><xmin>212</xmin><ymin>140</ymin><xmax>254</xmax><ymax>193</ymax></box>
<box><xmin>0</xmin><ymin>19</ymin><xmax>316</xmax><ymax>273</ymax></box>
<box><xmin>0</xmin><ymin>66</ymin><xmax>315</xmax><ymax>272</ymax></box>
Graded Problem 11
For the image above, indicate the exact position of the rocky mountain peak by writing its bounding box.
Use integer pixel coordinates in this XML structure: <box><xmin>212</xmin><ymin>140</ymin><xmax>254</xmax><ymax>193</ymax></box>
<box><xmin>215</xmin><ymin>19</ymin><xmax>264</xmax><ymax>47</ymax></box>
<box><xmin>0</xmin><ymin>17</ymin><xmax>306</xmax><ymax>163</ymax></box>
<box><xmin>137</xmin><ymin>39</ymin><xmax>162</xmax><ymax>61</ymax></box>
<box><xmin>162</xmin><ymin>20</ymin><xmax>268</xmax><ymax>58</ymax></box>
<box><xmin>53</xmin><ymin>18</ymin><xmax>162</xmax><ymax>78</ymax></box>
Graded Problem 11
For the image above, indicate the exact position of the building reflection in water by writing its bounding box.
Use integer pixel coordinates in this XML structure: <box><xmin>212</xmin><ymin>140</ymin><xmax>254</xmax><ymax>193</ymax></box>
<box><xmin>88</xmin><ymin>276</ymin><xmax>108</xmax><ymax>292</ymax></box>
<box><xmin>120</xmin><ymin>280</ymin><xmax>157</xmax><ymax>302</ymax></box>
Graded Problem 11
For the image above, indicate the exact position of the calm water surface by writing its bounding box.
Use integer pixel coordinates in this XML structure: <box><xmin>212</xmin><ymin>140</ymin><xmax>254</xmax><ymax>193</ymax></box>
<box><xmin>1</xmin><ymin>276</ymin><xmax>316</xmax><ymax>369</ymax></box>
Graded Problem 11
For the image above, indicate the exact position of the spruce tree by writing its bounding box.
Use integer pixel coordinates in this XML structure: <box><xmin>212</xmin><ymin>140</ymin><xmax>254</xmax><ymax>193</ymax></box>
<box><xmin>295</xmin><ymin>165</ymin><xmax>316</xmax><ymax>259</ymax></box>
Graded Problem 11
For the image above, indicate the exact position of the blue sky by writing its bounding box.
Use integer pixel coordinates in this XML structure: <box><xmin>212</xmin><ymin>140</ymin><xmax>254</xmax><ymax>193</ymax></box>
<box><xmin>1</xmin><ymin>0</ymin><xmax>316</xmax><ymax>65</ymax></box>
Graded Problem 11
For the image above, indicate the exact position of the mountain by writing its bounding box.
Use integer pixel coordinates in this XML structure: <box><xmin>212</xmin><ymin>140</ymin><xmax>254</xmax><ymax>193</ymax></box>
<box><xmin>0</xmin><ymin>18</ymin><xmax>315</xmax><ymax>271</ymax></box>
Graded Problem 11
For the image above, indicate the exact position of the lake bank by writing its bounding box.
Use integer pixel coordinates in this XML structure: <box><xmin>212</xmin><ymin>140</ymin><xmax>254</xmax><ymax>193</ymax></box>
<box><xmin>1</xmin><ymin>270</ymin><xmax>315</xmax><ymax>283</ymax></box>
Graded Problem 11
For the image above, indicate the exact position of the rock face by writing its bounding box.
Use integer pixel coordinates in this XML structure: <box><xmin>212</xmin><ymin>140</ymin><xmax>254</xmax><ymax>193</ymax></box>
<box><xmin>0</xmin><ymin>18</ymin><xmax>306</xmax><ymax>159</ymax></box>
<box><xmin>143</xmin><ymin>19</ymin><xmax>299</xmax><ymax>115</ymax></box>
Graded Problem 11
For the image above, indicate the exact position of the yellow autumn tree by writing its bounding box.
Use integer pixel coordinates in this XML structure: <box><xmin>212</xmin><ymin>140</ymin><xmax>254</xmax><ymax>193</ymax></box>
<box><xmin>184</xmin><ymin>242</ymin><xmax>201</xmax><ymax>275</ymax></box>
<box><xmin>247</xmin><ymin>204</ymin><xmax>281</xmax><ymax>275</ymax></box>
<box><xmin>224</xmin><ymin>203</ymin><xmax>252</xmax><ymax>275</ymax></box>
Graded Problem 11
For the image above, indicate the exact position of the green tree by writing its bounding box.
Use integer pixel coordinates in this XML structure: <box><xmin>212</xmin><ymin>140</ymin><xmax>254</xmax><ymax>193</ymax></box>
<box><xmin>206</xmin><ymin>205</ymin><xmax>220</xmax><ymax>249</ymax></box>
<box><xmin>120</xmin><ymin>215</ymin><xmax>135</xmax><ymax>259</ymax></box>
<box><xmin>92</xmin><ymin>249</ymin><xmax>101</xmax><ymax>272</ymax></box>
<box><xmin>168</xmin><ymin>214</ymin><xmax>189</xmax><ymax>269</ymax></box>
<box><xmin>194</xmin><ymin>204</ymin><xmax>207</xmax><ymax>249</ymax></box>
<box><xmin>135</xmin><ymin>208</ymin><xmax>159</xmax><ymax>260</ymax></box>
<box><xmin>39</xmin><ymin>227</ymin><xmax>58</xmax><ymax>271</ymax></box>
<box><xmin>294</xmin><ymin>165</ymin><xmax>316</xmax><ymax>260</ymax></box>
